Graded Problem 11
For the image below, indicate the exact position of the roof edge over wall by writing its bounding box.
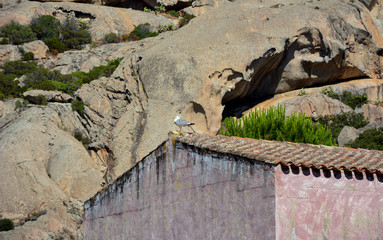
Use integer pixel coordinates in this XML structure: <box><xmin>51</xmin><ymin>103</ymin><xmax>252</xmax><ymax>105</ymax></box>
<box><xmin>177</xmin><ymin>134</ymin><xmax>383</xmax><ymax>175</ymax></box>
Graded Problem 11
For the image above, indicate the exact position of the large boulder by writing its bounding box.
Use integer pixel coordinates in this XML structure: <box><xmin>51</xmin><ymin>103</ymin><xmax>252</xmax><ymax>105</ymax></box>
<box><xmin>338</xmin><ymin>126</ymin><xmax>360</xmax><ymax>147</ymax></box>
<box><xmin>23</xmin><ymin>90</ymin><xmax>73</xmax><ymax>103</ymax></box>
<box><xmin>355</xmin><ymin>103</ymin><xmax>383</xmax><ymax>122</ymax></box>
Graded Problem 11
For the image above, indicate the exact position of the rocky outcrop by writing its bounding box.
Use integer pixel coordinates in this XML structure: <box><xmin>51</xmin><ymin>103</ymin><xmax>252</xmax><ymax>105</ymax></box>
<box><xmin>355</xmin><ymin>103</ymin><xmax>383</xmax><ymax>121</ymax></box>
<box><xmin>0</xmin><ymin>1</ymin><xmax>172</xmax><ymax>43</ymax></box>
<box><xmin>23</xmin><ymin>90</ymin><xmax>73</xmax><ymax>103</ymax></box>
<box><xmin>337</xmin><ymin>126</ymin><xmax>360</xmax><ymax>147</ymax></box>
<box><xmin>0</xmin><ymin>40</ymin><xmax>48</xmax><ymax>63</ymax></box>
<box><xmin>0</xmin><ymin>104</ymin><xmax>105</xmax><ymax>239</ymax></box>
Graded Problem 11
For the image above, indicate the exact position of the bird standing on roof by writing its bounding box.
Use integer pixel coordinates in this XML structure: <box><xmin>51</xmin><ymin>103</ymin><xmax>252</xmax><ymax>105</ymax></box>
<box><xmin>173</xmin><ymin>116</ymin><xmax>195</xmax><ymax>134</ymax></box>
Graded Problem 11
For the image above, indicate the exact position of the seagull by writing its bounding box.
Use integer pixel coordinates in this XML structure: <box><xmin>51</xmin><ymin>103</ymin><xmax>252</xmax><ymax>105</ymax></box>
<box><xmin>173</xmin><ymin>116</ymin><xmax>195</xmax><ymax>133</ymax></box>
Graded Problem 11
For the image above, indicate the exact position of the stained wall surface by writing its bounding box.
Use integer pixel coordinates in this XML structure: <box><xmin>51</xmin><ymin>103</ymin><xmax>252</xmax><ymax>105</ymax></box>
<box><xmin>83</xmin><ymin>140</ymin><xmax>276</xmax><ymax>240</ymax></box>
<box><xmin>275</xmin><ymin>165</ymin><xmax>383</xmax><ymax>240</ymax></box>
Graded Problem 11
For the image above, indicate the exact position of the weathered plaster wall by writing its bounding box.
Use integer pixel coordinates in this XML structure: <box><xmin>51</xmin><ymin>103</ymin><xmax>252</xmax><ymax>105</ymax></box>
<box><xmin>276</xmin><ymin>165</ymin><xmax>383</xmax><ymax>240</ymax></box>
<box><xmin>83</xmin><ymin>140</ymin><xmax>276</xmax><ymax>240</ymax></box>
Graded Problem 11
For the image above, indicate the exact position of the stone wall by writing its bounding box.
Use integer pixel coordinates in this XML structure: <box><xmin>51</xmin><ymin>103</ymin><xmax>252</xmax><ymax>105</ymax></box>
<box><xmin>275</xmin><ymin>165</ymin><xmax>383</xmax><ymax>239</ymax></box>
<box><xmin>83</xmin><ymin>139</ymin><xmax>276</xmax><ymax>239</ymax></box>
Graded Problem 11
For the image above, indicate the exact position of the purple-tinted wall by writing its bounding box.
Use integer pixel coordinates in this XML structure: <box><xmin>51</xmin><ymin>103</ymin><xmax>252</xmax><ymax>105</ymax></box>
<box><xmin>83</xmin><ymin>140</ymin><xmax>276</xmax><ymax>240</ymax></box>
<box><xmin>275</xmin><ymin>165</ymin><xmax>383</xmax><ymax>239</ymax></box>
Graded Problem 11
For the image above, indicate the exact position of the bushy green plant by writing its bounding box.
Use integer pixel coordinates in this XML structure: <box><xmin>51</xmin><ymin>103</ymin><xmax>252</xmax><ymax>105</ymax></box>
<box><xmin>323</xmin><ymin>88</ymin><xmax>368</xmax><ymax>109</ymax></box>
<box><xmin>15</xmin><ymin>99</ymin><xmax>29</xmax><ymax>111</ymax></box>
<box><xmin>350</xmin><ymin>127</ymin><xmax>383</xmax><ymax>150</ymax></box>
<box><xmin>220</xmin><ymin>105</ymin><xmax>335</xmax><ymax>146</ymax></box>
<box><xmin>158</xmin><ymin>23</ymin><xmax>175</xmax><ymax>33</ymax></box>
<box><xmin>2</xmin><ymin>60</ymin><xmax>38</xmax><ymax>76</ymax></box>
<box><xmin>46</xmin><ymin>37</ymin><xmax>67</xmax><ymax>53</ymax></box>
<box><xmin>339</xmin><ymin>91</ymin><xmax>368</xmax><ymax>109</ymax></box>
<box><xmin>104</xmin><ymin>33</ymin><xmax>120</xmax><ymax>44</ymax></box>
<box><xmin>298</xmin><ymin>88</ymin><xmax>307</xmax><ymax>96</ymax></box>
<box><xmin>61</xmin><ymin>17</ymin><xmax>92</xmax><ymax>50</ymax></box>
<box><xmin>179</xmin><ymin>13</ymin><xmax>195</xmax><ymax>28</ymax></box>
<box><xmin>167</xmin><ymin>10</ymin><xmax>179</xmax><ymax>18</ymax></box>
<box><xmin>73</xmin><ymin>129</ymin><xmax>91</xmax><ymax>148</ymax></box>
<box><xmin>154</xmin><ymin>3</ymin><xmax>166</xmax><ymax>13</ymax></box>
<box><xmin>35</xmin><ymin>94</ymin><xmax>48</xmax><ymax>105</ymax></box>
<box><xmin>318</xmin><ymin>112</ymin><xmax>369</xmax><ymax>142</ymax></box>
<box><xmin>0</xmin><ymin>218</ymin><xmax>14</xmax><ymax>231</ymax></box>
<box><xmin>72</xmin><ymin>99</ymin><xmax>85</xmax><ymax>116</ymax></box>
<box><xmin>0</xmin><ymin>20</ymin><xmax>37</xmax><ymax>45</ymax></box>
<box><xmin>0</xmin><ymin>38</ymin><xmax>9</xmax><ymax>44</ymax></box>
<box><xmin>144</xmin><ymin>7</ymin><xmax>152</xmax><ymax>13</ymax></box>
<box><xmin>30</xmin><ymin>15</ymin><xmax>61</xmax><ymax>41</ymax></box>
<box><xmin>129</xmin><ymin>23</ymin><xmax>158</xmax><ymax>40</ymax></box>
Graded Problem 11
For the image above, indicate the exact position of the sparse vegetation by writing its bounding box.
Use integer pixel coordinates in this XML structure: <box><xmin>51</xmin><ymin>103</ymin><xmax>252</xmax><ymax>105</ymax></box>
<box><xmin>129</xmin><ymin>23</ymin><xmax>159</xmax><ymax>40</ymax></box>
<box><xmin>220</xmin><ymin>105</ymin><xmax>335</xmax><ymax>146</ymax></box>
<box><xmin>73</xmin><ymin>129</ymin><xmax>91</xmax><ymax>148</ymax></box>
<box><xmin>158</xmin><ymin>23</ymin><xmax>175</xmax><ymax>33</ymax></box>
<box><xmin>71</xmin><ymin>99</ymin><xmax>85</xmax><ymax>116</ymax></box>
<box><xmin>0</xmin><ymin>20</ymin><xmax>37</xmax><ymax>45</ymax></box>
<box><xmin>179</xmin><ymin>13</ymin><xmax>195</xmax><ymax>28</ymax></box>
<box><xmin>0</xmin><ymin>58</ymin><xmax>122</xmax><ymax>99</ymax></box>
<box><xmin>2</xmin><ymin>15</ymin><xmax>92</xmax><ymax>53</ymax></box>
<box><xmin>298</xmin><ymin>88</ymin><xmax>307</xmax><ymax>96</ymax></box>
<box><xmin>318</xmin><ymin>112</ymin><xmax>369</xmax><ymax>143</ymax></box>
<box><xmin>167</xmin><ymin>10</ymin><xmax>179</xmax><ymax>18</ymax></box>
<box><xmin>154</xmin><ymin>3</ymin><xmax>166</xmax><ymax>14</ymax></box>
<box><xmin>104</xmin><ymin>33</ymin><xmax>120</xmax><ymax>44</ymax></box>
<box><xmin>350</xmin><ymin>127</ymin><xmax>383</xmax><ymax>150</ymax></box>
<box><xmin>322</xmin><ymin>87</ymin><xmax>368</xmax><ymax>109</ymax></box>
<box><xmin>0</xmin><ymin>218</ymin><xmax>14</xmax><ymax>231</ymax></box>
<box><xmin>35</xmin><ymin>94</ymin><xmax>48</xmax><ymax>105</ymax></box>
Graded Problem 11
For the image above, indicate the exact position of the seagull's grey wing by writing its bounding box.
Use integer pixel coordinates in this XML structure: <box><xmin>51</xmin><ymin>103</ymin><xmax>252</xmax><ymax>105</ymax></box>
<box><xmin>175</xmin><ymin>118</ymin><xmax>191</xmax><ymax>126</ymax></box>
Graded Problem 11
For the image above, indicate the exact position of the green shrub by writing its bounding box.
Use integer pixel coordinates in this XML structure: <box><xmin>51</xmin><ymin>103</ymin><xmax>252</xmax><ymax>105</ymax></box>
<box><xmin>144</xmin><ymin>7</ymin><xmax>152</xmax><ymax>13</ymax></box>
<box><xmin>15</xmin><ymin>99</ymin><xmax>28</xmax><ymax>111</ymax></box>
<box><xmin>0</xmin><ymin>218</ymin><xmax>14</xmax><ymax>231</ymax></box>
<box><xmin>30</xmin><ymin>15</ymin><xmax>61</xmax><ymax>41</ymax></box>
<box><xmin>318</xmin><ymin>112</ymin><xmax>369</xmax><ymax>142</ymax></box>
<box><xmin>0</xmin><ymin>20</ymin><xmax>37</xmax><ymax>45</ymax></box>
<box><xmin>350</xmin><ymin>127</ymin><xmax>383</xmax><ymax>150</ymax></box>
<box><xmin>129</xmin><ymin>23</ymin><xmax>158</xmax><ymax>40</ymax></box>
<box><xmin>74</xmin><ymin>129</ymin><xmax>91</xmax><ymax>148</ymax></box>
<box><xmin>323</xmin><ymin>88</ymin><xmax>368</xmax><ymax>109</ymax></box>
<box><xmin>72</xmin><ymin>99</ymin><xmax>85</xmax><ymax>116</ymax></box>
<box><xmin>167</xmin><ymin>10</ymin><xmax>179</xmax><ymax>18</ymax></box>
<box><xmin>104</xmin><ymin>33</ymin><xmax>119</xmax><ymax>44</ymax></box>
<box><xmin>22</xmin><ymin>51</ymin><xmax>34</xmax><ymax>61</ymax></box>
<box><xmin>154</xmin><ymin>3</ymin><xmax>166</xmax><ymax>13</ymax></box>
<box><xmin>0</xmin><ymin>91</ymin><xmax>5</xmax><ymax>100</ymax></box>
<box><xmin>220</xmin><ymin>105</ymin><xmax>335</xmax><ymax>146</ymax></box>
<box><xmin>61</xmin><ymin>17</ymin><xmax>92</xmax><ymax>50</ymax></box>
<box><xmin>2</xmin><ymin>60</ymin><xmax>38</xmax><ymax>77</ymax></box>
<box><xmin>179</xmin><ymin>13</ymin><xmax>195</xmax><ymax>28</ymax></box>
<box><xmin>298</xmin><ymin>88</ymin><xmax>307</xmax><ymax>96</ymax></box>
<box><xmin>339</xmin><ymin>91</ymin><xmax>368</xmax><ymax>109</ymax></box>
<box><xmin>0</xmin><ymin>72</ymin><xmax>22</xmax><ymax>98</ymax></box>
<box><xmin>158</xmin><ymin>23</ymin><xmax>175</xmax><ymax>33</ymax></box>
<box><xmin>35</xmin><ymin>94</ymin><xmax>48</xmax><ymax>105</ymax></box>
<box><xmin>0</xmin><ymin>38</ymin><xmax>9</xmax><ymax>44</ymax></box>
<box><xmin>46</xmin><ymin>37</ymin><xmax>67</xmax><ymax>53</ymax></box>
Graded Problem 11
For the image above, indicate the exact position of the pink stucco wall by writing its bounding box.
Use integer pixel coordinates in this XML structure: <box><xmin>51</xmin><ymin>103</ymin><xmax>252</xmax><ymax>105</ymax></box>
<box><xmin>84</xmin><ymin>141</ymin><xmax>276</xmax><ymax>240</ymax></box>
<box><xmin>276</xmin><ymin>165</ymin><xmax>383</xmax><ymax>239</ymax></box>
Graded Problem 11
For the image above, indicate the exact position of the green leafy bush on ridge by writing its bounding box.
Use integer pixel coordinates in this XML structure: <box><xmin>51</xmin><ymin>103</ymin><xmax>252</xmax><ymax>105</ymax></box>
<box><xmin>0</xmin><ymin>58</ymin><xmax>123</xmax><ymax>99</ymax></box>
<box><xmin>220</xmin><ymin>105</ymin><xmax>335</xmax><ymax>146</ymax></box>
<box><xmin>0</xmin><ymin>15</ymin><xmax>91</xmax><ymax>52</ymax></box>
<box><xmin>129</xmin><ymin>23</ymin><xmax>159</xmax><ymax>40</ymax></box>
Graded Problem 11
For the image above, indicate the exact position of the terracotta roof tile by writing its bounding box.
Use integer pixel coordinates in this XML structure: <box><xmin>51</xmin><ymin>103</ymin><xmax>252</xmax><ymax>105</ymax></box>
<box><xmin>177</xmin><ymin>134</ymin><xmax>383</xmax><ymax>174</ymax></box>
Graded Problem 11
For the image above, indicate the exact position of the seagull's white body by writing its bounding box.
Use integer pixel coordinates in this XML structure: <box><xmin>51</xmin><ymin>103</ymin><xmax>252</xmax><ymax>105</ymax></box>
<box><xmin>174</xmin><ymin>116</ymin><xmax>195</xmax><ymax>127</ymax></box>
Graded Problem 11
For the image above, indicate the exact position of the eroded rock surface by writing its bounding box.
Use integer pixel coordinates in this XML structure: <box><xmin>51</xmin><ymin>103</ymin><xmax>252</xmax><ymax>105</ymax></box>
<box><xmin>23</xmin><ymin>90</ymin><xmax>73</xmax><ymax>103</ymax></box>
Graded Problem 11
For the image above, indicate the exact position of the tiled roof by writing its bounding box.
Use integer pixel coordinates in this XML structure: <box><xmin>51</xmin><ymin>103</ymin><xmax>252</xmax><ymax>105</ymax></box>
<box><xmin>177</xmin><ymin>134</ymin><xmax>383</xmax><ymax>175</ymax></box>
